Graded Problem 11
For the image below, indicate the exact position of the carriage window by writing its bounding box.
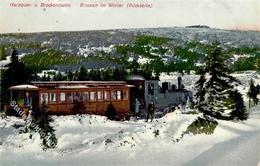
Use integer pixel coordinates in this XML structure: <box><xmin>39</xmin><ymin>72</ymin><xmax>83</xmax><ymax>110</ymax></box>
<box><xmin>60</xmin><ymin>93</ymin><xmax>66</xmax><ymax>102</ymax></box>
<box><xmin>111</xmin><ymin>91</ymin><xmax>117</xmax><ymax>100</ymax></box>
<box><xmin>97</xmin><ymin>91</ymin><xmax>103</xmax><ymax>101</ymax></box>
<box><xmin>123</xmin><ymin>91</ymin><xmax>128</xmax><ymax>100</ymax></box>
<box><xmin>40</xmin><ymin>93</ymin><xmax>48</xmax><ymax>104</ymax></box>
<box><xmin>83</xmin><ymin>92</ymin><xmax>89</xmax><ymax>101</ymax></box>
<box><xmin>90</xmin><ymin>92</ymin><xmax>96</xmax><ymax>101</ymax></box>
<box><xmin>148</xmin><ymin>83</ymin><xmax>154</xmax><ymax>95</ymax></box>
<box><xmin>117</xmin><ymin>90</ymin><xmax>123</xmax><ymax>100</ymax></box>
<box><xmin>74</xmin><ymin>92</ymin><xmax>83</xmax><ymax>102</ymax></box>
<box><xmin>104</xmin><ymin>91</ymin><xmax>109</xmax><ymax>100</ymax></box>
<box><xmin>49</xmin><ymin>93</ymin><xmax>56</xmax><ymax>103</ymax></box>
<box><xmin>67</xmin><ymin>93</ymin><xmax>73</xmax><ymax>102</ymax></box>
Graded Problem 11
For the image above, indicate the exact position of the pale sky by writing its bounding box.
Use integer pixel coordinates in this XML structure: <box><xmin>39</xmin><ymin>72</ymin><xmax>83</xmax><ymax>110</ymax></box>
<box><xmin>0</xmin><ymin>0</ymin><xmax>259</xmax><ymax>33</ymax></box>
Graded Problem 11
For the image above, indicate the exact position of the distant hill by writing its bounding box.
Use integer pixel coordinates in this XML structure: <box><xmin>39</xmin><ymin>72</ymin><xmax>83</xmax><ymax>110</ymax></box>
<box><xmin>1</xmin><ymin>27</ymin><xmax>260</xmax><ymax>56</ymax></box>
<box><xmin>185</xmin><ymin>25</ymin><xmax>210</xmax><ymax>28</ymax></box>
<box><xmin>0</xmin><ymin>27</ymin><xmax>259</xmax><ymax>72</ymax></box>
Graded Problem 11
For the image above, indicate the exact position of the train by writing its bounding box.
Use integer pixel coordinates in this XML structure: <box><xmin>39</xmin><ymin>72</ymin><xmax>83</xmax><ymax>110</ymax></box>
<box><xmin>4</xmin><ymin>76</ymin><xmax>192</xmax><ymax>119</ymax></box>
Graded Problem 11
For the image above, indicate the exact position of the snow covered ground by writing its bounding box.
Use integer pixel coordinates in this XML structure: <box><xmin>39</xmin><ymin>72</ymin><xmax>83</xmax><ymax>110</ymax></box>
<box><xmin>0</xmin><ymin>72</ymin><xmax>259</xmax><ymax>166</ymax></box>
<box><xmin>0</xmin><ymin>105</ymin><xmax>259</xmax><ymax>166</ymax></box>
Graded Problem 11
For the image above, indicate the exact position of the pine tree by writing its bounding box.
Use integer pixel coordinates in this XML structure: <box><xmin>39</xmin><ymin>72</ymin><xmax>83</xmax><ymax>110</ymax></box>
<box><xmin>88</xmin><ymin>69</ymin><xmax>95</xmax><ymax>81</ymax></box>
<box><xmin>194</xmin><ymin>45</ymin><xmax>247</xmax><ymax>120</ymax></box>
<box><xmin>1</xmin><ymin>49</ymin><xmax>31</xmax><ymax>106</ymax></box>
<box><xmin>194</xmin><ymin>75</ymin><xmax>207</xmax><ymax>114</ymax></box>
<box><xmin>130</xmin><ymin>58</ymin><xmax>140</xmax><ymax>74</ymax></box>
<box><xmin>56</xmin><ymin>72</ymin><xmax>63</xmax><ymax>81</ymax></box>
<box><xmin>0</xmin><ymin>46</ymin><xmax>6</xmax><ymax>61</ymax></box>
<box><xmin>95</xmin><ymin>70</ymin><xmax>101</xmax><ymax>81</ymax></box>
<box><xmin>78</xmin><ymin>66</ymin><xmax>87</xmax><ymax>81</ymax></box>
<box><xmin>112</xmin><ymin>68</ymin><xmax>127</xmax><ymax>81</ymax></box>
<box><xmin>3</xmin><ymin>49</ymin><xmax>30</xmax><ymax>85</ymax></box>
<box><xmin>102</xmin><ymin>69</ymin><xmax>113</xmax><ymax>81</ymax></box>
<box><xmin>36</xmin><ymin>102</ymin><xmax>57</xmax><ymax>149</ymax></box>
<box><xmin>230</xmin><ymin>90</ymin><xmax>248</xmax><ymax>120</ymax></box>
<box><xmin>67</xmin><ymin>70</ymin><xmax>74</xmax><ymax>81</ymax></box>
<box><xmin>247</xmin><ymin>79</ymin><xmax>258</xmax><ymax>107</ymax></box>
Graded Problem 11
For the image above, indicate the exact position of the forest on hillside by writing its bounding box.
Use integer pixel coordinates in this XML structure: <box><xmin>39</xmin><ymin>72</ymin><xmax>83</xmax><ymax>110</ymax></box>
<box><xmin>0</xmin><ymin>35</ymin><xmax>259</xmax><ymax>78</ymax></box>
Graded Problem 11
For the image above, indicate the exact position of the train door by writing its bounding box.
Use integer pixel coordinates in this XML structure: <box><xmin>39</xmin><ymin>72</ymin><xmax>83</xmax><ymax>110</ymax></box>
<box><xmin>127</xmin><ymin>79</ymin><xmax>145</xmax><ymax>113</ymax></box>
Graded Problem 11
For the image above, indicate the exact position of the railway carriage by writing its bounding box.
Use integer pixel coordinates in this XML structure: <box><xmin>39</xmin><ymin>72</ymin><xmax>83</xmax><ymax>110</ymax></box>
<box><xmin>5</xmin><ymin>81</ymin><xmax>132</xmax><ymax>119</ymax></box>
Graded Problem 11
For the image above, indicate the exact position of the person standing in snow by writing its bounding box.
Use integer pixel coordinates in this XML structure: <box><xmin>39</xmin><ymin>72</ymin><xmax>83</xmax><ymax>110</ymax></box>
<box><xmin>181</xmin><ymin>102</ymin><xmax>186</xmax><ymax>112</ymax></box>
<box><xmin>24</xmin><ymin>107</ymin><xmax>34</xmax><ymax>133</ymax></box>
<box><xmin>135</xmin><ymin>98</ymin><xmax>141</xmax><ymax>118</ymax></box>
<box><xmin>146</xmin><ymin>101</ymin><xmax>155</xmax><ymax>122</ymax></box>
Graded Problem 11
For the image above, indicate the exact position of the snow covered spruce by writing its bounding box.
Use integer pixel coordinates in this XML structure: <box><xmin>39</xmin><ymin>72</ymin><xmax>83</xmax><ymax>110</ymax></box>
<box><xmin>194</xmin><ymin>45</ymin><xmax>248</xmax><ymax>120</ymax></box>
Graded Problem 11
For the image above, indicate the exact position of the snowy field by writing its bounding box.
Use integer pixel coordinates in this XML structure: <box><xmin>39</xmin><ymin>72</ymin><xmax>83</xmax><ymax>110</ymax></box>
<box><xmin>0</xmin><ymin>72</ymin><xmax>259</xmax><ymax>166</ymax></box>
<box><xmin>0</xmin><ymin>106</ymin><xmax>259</xmax><ymax>166</ymax></box>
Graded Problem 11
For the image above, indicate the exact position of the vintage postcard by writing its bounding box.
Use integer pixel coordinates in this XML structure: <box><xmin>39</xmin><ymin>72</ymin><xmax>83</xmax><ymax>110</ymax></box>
<box><xmin>0</xmin><ymin>0</ymin><xmax>259</xmax><ymax>165</ymax></box>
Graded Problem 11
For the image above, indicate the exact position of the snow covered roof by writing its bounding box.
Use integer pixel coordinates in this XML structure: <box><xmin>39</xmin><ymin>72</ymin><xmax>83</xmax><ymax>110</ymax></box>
<box><xmin>58</xmin><ymin>85</ymin><xmax>89</xmax><ymax>89</ymax></box>
<box><xmin>126</xmin><ymin>85</ymin><xmax>135</xmax><ymax>87</ymax></box>
<box><xmin>126</xmin><ymin>75</ymin><xmax>145</xmax><ymax>81</ymax></box>
<box><xmin>31</xmin><ymin>81</ymin><xmax>127</xmax><ymax>86</ymax></box>
<box><xmin>9</xmin><ymin>84</ymin><xmax>39</xmax><ymax>90</ymax></box>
